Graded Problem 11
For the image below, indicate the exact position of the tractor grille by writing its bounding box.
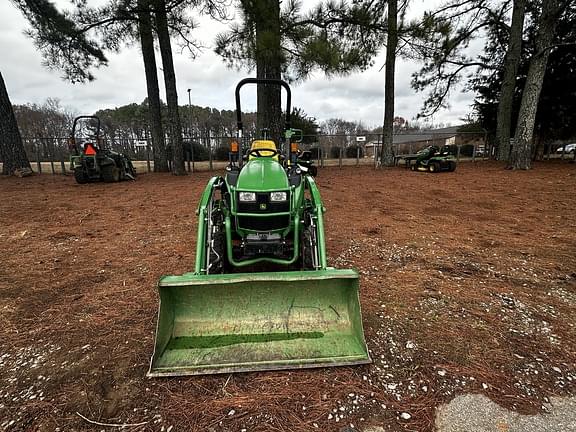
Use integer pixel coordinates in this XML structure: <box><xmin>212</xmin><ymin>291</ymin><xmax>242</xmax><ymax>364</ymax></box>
<box><xmin>237</xmin><ymin>215</ymin><xmax>290</xmax><ymax>232</ymax></box>
<box><xmin>237</xmin><ymin>192</ymin><xmax>290</xmax><ymax>213</ymax></box>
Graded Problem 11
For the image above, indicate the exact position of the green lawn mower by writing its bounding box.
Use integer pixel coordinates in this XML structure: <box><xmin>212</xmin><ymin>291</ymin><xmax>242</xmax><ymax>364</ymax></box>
<box><xmin>68</xmin><ymin>116</ymin><xmax>136</xmax><ymax>184</ymax></box>
<box><xmin>406</xmin><ymin>145</ymin><xmax>457</xmax><ymax>172</ymax></box>
<box><xmin>148</xmin><ymin>78</ymin><xmax>370</xmax><ymax>376</ymax></box>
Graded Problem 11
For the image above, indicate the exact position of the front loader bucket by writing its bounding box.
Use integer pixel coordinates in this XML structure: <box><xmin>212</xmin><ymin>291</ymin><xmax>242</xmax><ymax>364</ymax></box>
<box><xmin>148</xmin><ymin>269</ymin><xmax>370</xmax><ymax>376</ymax></box>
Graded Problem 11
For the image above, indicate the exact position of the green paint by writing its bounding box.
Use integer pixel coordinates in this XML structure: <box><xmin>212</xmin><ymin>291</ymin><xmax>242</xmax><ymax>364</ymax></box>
<box><xmin>148</xmin><ymin>270</ymin><xmax>371</xmax><ymax>376</ymax></box>
<box><xmin>224</xmin><ymin>213</ymin><xmax>300</xmax><ymax>267</ymax></box>
<box><xmin>167</xmin><ymin>331</ymin><xmax>324</xmax><ymax>350</ymax></box>
<box><xmin>194</xmin><ymin>176</ymin><xmax>221</xmax><ymax>274</ymax></box>
<box><xmin>152</xmin><ymin>93</ymin><xmax>365</xmax><ymax>376</ymax></box>
<box><xmin>236</xmin><ymin>158</ymin><xmax>289</xmax><ymax>191</ymax></box>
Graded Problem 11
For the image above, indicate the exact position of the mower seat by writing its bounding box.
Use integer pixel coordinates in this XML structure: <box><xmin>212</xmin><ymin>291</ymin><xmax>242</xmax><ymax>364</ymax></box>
<box><xmin>249</xmin><ymin>140</ymin><xmax>279</xmax><ymax>161</ymax></box>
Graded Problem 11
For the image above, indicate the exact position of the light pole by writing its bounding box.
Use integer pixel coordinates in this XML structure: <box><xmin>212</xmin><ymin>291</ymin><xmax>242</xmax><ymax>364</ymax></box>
<box><xmin>187</xmin><ymin>88</ymin><xmax>194</xmax><ymax>172</ymax></box>
<box><xmin>187</xmin><ymin>88</ymin><xmax>192</xmax><ymax>137</ymax></box>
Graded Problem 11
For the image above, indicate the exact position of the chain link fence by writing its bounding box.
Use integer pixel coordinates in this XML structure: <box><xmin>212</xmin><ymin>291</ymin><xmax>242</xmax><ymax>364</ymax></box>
<box><xmin>23</xmin><ymin>130</ymin><xmax>576</xmax><ymax>175</ymax></box>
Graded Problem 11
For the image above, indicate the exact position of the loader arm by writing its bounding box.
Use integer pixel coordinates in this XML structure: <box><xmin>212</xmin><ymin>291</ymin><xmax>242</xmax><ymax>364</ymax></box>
<box><xmin>306</xmin><ymin>175</ymin><xmax>327</xmax><ymax>269</ymax></box>
<box><xmin>194</xmin><ymin>176</ymin><xmax>223</xmax><ymax>274</ymax></box>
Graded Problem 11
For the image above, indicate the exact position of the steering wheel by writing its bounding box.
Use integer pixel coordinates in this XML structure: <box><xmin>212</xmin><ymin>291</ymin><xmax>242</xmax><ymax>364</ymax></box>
<box><xmin>248</xmin><ymin>148</ymin><xmax>280</xmax><ymax>158</ymax></box>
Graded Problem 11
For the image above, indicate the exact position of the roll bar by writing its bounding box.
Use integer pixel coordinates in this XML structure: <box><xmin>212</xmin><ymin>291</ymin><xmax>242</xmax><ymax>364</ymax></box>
<box><xmin>71</xmin><ymin>115</ymin><xmax>101</xmax><ymax>138</ymax></box>
<box><xmin>234</xmin><ymin>78</ymin><xmax>292</xmax><ymax>136</ymax></box>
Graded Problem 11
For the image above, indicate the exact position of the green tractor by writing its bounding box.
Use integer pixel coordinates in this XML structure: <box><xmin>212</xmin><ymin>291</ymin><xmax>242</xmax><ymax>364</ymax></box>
<box><xmin>406</xmin><ymin>145</ymin><xmax>457</xmax><ymax>173</ymax></box>
<box><xmin>68</xmin><ymin>116</ymin><xmax>136</xmax><ymax>184</ymax></box>
<box><xmin>148</xmin><ymin>78</ymin><xmax>370</xmax><ymax>376</ymax></box>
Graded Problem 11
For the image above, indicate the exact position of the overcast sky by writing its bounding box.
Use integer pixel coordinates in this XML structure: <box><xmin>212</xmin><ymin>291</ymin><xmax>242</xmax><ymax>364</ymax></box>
<box><xmin>0</xmin><ymin>0</ymin><xmax>481</xmax><ymax>128</ymax></box>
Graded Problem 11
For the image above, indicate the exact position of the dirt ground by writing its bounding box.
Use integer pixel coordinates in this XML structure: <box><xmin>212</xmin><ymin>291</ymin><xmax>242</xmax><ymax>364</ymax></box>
<box><xmin>1</xmin><ymin>161</ymin><xmax>575</xmax><ymax>432</ymax></box>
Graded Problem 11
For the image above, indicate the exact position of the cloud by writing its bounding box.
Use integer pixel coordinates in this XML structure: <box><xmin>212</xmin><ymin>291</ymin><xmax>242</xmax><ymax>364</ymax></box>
<box><xmin>0</xmin><ymin>1</ymin><xmax>477</xmax><ymax>129</ymax></box>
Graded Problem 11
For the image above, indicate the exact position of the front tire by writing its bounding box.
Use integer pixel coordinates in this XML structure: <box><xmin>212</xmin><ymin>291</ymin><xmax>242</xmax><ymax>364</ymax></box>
<box><xmin>101</xmin><ymin>165</ymin><xmax>121</xmax><ymax>182</ymax></box>
<box><xmin>301</xmin><ymin>227</ymin><xmax>315</xmax><ymax>270</ymax></box>
<box><xmin>74</xmin><ymin>167</ymin><xmax>89</xmax><ymax>184</ymax></box>
<box><xmin>208</xmin><ymin>230</ymin><xmax>227</xmax><ymax>274</ymax></box>
<box><xmin>301</xmin><ymin>210</ymin><xmax>319</xmax><ymax>270</ymax></box>
<box><xmin>205</xmin><ymin>199</ymin><xmax>227</xmax><ymax>274</ymax></box>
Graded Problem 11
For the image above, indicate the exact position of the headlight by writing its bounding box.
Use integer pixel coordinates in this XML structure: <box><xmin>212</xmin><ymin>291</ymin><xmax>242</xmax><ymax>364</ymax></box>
<box><xmin>270</xmin><ymin>192</ymin><xmax>287</xmax><ymax>202</ymax></box>
<box><xmin>239</xmin><ymin>192</ymin><xmax>256</xmax><ymax>202</ymax></box>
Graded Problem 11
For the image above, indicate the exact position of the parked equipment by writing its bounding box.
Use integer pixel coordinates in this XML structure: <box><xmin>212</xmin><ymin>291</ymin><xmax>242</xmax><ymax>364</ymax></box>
<box><xmin>404</xmin><ymin>145</ymin><xmax>457</xmax><ymax>172</ymax></box>
<box><xmin>148</xmin><ymin>78</ymin><xmax>370</xmax><ymax>376</ymax></box>
<box><xmin>68</xmin><ymin>116</ymin><xmax>136</xmax><ymax>184</ymax></box>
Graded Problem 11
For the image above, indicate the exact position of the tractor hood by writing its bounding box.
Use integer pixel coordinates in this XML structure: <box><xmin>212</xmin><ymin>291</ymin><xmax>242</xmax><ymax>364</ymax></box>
<box><xmin>236</xmin><ymin>158</ymin><xmax>289</xmax><ymax>191</ymax></box>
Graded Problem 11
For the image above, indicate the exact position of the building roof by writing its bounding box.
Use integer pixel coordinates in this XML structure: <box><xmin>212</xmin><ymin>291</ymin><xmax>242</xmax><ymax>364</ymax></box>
<box><xmin>392</xmin><ymin>126</ymin><xmax>461</xmax><ymax>144</ymax></box>
<box><xmin>365</xmin><ymin>125</ymin><xmax>478</xmax><ymax>146</ymax></box>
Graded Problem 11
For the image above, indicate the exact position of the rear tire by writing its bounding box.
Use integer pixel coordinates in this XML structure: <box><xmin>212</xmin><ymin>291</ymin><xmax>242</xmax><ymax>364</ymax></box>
<box><xmin>125</xmin><ymin>159</ymin><xmax>137</xmax><ymax>179</ymax></box>
<box><xmin>74</xmin><ymin>168</ymin><xmax>89</xmax><ymax>184</ymax></box>
<box><xmin>429</xmin><ymin>162</ymin><xmax>440</xmax><ymax>173</ymax></box>
<box><xmin>449</xmin><ymin>161</ymin><xmax>457</xmax><ymax>172</ymax></box>
<box><xmin>119</xmin><ymin>164</ymin><xmax>127</xmax><ymax>181</ymax></box>
<box><xmin>101</xmin><ymin>165</ymin><xmax>121</xmax><ymax>182</ymax></box>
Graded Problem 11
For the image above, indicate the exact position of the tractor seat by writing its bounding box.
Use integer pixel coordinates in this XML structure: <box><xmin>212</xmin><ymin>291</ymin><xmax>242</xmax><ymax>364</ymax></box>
<box><xmin>249</xmin><ymin>140</ymin><xmax>278</xmax><ymax>161</ymax></box>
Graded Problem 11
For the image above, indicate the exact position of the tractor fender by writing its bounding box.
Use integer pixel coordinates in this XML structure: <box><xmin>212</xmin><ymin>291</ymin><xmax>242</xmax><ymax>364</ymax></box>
<box><xmin>98</xmin><ymin>157</ymin><xmax>116</xmax><ymax>167</ymax></box>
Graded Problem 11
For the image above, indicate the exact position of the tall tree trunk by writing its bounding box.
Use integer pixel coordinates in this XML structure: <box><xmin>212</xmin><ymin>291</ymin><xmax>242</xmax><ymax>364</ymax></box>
<box><xmin>154</xmin><ymin>0</ymin><xmax>185</xmax><ymax>175</ymax></box>
<box><xmin>510</xmin><ymin>0</ymin><xmax>561</xmax><ymax>170</ymax></box>
<box><xmin>496</xmin><ymin>0</ymin><xmax>526</xmax><ymax>162</ymax></box>
<box><xmin>138</xmin><ymin>0</ymin><xmax>168</xmax><ymax>172</ymax></box>
<box><xmin>380</xmin><ymin>0</ymin><xmax>397</xmax><ymax>167</ymax></box>
<box><xmin>249</xmin><ymin>0</ymin><xmax>282</xmax><ymax>145</ymax></box>
<box><xmin>0</xmin><ymin>72</ymin><xmax>32</xmax><ymax>176</ymax></box>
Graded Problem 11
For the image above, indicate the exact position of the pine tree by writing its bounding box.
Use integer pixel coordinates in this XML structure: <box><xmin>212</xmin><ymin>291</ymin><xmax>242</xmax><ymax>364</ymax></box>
<box><xmin>0</xmin><ymin>72</ymin><xmax>31</xmax><ymax>176</ymax></box>
<box><xmin>216</xmin><ymin>0</ymin><xmax>385</xmax><ymax>145</ymax></box>
<box><xmin>154</xmin><ymin>0</ymin><xmax>186</xmax><ymax>175</ymax></box>
<box><xmin>2</xmin><ymin>0</ymin><xmax>108</xmax><ymax>176</ymax></box>
<box><xmin>474</xmin><ymin>1</ymin><xmax>576</xmax><ymax>165</ymax></box>
<box><xmin>380</xmin><ymin>0</ymin><xmax>398</xmax><ymax>167</ymax></box>
<box><xmin>495</xmin><ymin>0</ymin><xmax>526</xmax><ymax>162</ymax></box>
<box><xmin>510</xmin><ymin>0</ymin><xmax>563</xmax><ymax>169</ymax></box>
<box><xmin>137</xmin><ymin>0</ymin><xmax>169</xmax><ymax>172</ymax></box>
